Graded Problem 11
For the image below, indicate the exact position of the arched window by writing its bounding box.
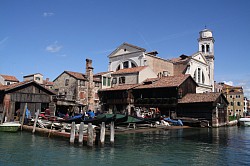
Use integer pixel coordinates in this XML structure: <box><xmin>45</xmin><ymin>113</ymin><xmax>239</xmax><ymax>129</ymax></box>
<box><xmin>198</xmin><ymin>68</ymin><xmax>201</xmax><ymax>83</ymax></box>
<box><xmin>193</xmin><ymin>69</ymin><xmax>197</xmax><ymax>81</ymax></box>
<box><xmin>206</xmin><ymin>45</ymin><xmax>210</xmax><ymax>53</ymax></box>
<box><xmin>116</xmin><ymin>65</ymin><xmax>121</xmax><ymax>71</ymax></box>
<box><xmin>201</xmin><ymin>45</ymin><xmax>205</xmax><ymax>52</ymax></box>
<box><xmin>131</xmin><ymin>62</ymin><xmax>136</xmax><ymax>68</ymax></box>
<box><xmin>202</xmin><ymin>71</ymin><xmax>205</xmax><ymax>84</ymax></box>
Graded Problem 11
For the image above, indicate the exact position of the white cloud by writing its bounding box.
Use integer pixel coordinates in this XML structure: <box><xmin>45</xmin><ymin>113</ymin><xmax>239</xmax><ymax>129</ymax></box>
<box><xmin>43</xmin><ymin>12</ymin><xmax>54</xmax><ymax>17</ymax></box>
<box><xmin>223</xmin><ymin>81</ymin><xmax>233</xmax><ymax>86</ymax></box>
<box><xmin>46</xmin><ymin>41</ymin><xmax>62</xmax><ymax>53</ymax></box>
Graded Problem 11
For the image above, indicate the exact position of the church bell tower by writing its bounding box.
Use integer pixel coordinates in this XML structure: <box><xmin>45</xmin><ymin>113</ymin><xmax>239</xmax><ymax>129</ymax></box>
<box><xmin>198</xmin><ymin>28</ymin><xmax>215</xmax><ymax>92</ymax></box>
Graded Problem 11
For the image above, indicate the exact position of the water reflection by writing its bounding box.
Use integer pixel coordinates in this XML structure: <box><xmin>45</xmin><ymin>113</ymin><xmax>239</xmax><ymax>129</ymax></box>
<box><xmin>1</xmin><ymin>127</ymin><xmax>250</xmax><ymax>166</ymax></box>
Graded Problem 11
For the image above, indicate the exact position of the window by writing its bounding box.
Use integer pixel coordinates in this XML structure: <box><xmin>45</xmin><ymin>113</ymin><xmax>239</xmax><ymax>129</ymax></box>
<box><xmin>80</xmin><ymin>80</ymin><xmax>85</xmax><ymax>86</ymax></box>
<box><xmin>206</xmin><ymin>45</ymin><xmax>210</xmax><ymax>52</ymax></box>
<box><xmin>193</xmin><ymin>69</ymin><xmax>197</xmax><ymax>81</ymax></box>
<box><xmin>201</xmin><ymin>45</ymin><xmax>205</xmax><ymax>52</ymax></box>
<box><xmin>119</xmin><ymin>77</ymin><xmax>125</xmax><ymax>84</ymax></box>
<box><xmin>95</xmin><ymin>82</ymin><xmax>100</xmax><ymax>87</ymax></box>
<box><xmin>35</xmin><ymin>77</ymin><xmax>41</xmax><ymax>81</ymax></box>
<box><xmin>103</xmin><ymin>77</ymin><xmax>107</xmax><ymax>86</ymax></box>
<box><xmin>6</xmin><ymin>82</ymin><xmax>10</xmax><ymax>85</ymax></box>
<box><xmin>237</xmin><ymin>102</ymin><xmax>241</xmax><ymax>106</ymax></box>
<box><xmin>202</xmin><ymin>71</ymin><xmax>205</xmax><ymax>84</ymax></box>
<box><xmin>107</xmin><ymin>77</ymin><xmax>111</xmax><ymax>86</ymax></box>
<box><xmin>198</xmin><ymin>68</ymin><xmax>201</xmax><ymax>83</ymax></box>
<box><xmin>131</xmin><ymin>62</ymin><xmax>136</xmax><ymax>68</ymax></box>
<box><xmin>116</xmin><ymin>65</ymin><xmax>121</xmax><ymax>71</ymax></box>
<box><xmin>231</xmin><ymin>102</ymin><xmax>234</xmax><ymax>106</ymax></box>
<box><xmin>65</xmin><ymin>79</ymin><xmax>69</xmax><ymax>86</ymax></box>
<box><xmin>112</xmin><ymin>77</ymin><xmax>117</xmax><ymax>84</ymax></box>
<box><xmin>123</xmin><ymin>61</ymin><xmax>129</xmax><ymax>69</ymax></box>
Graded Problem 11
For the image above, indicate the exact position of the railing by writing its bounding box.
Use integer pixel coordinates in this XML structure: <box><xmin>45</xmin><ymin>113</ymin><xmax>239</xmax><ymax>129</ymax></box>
<box><xmin>53</xmin><ymin>94</ymin><xmax>76</xmax><ymax>101</ymax></box>
<box><xmin>135</xmin><ymin>98</ymin><xmax>177</xmax><ymax>106</ymax></box>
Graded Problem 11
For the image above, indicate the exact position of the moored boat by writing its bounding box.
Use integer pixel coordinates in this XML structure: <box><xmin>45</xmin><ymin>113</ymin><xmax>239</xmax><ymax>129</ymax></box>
<box><xmin>0</xmin><ymin>122</ymin><xmax>21</xmax><ymax>132</ymax></box>
<box><xmin>239</xmin><ymin>117</ymin><xmax>250</xmax><ymax>126</ymax></box>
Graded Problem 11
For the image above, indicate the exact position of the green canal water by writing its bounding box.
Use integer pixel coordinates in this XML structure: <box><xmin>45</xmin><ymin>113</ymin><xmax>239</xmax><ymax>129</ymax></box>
<box><xmin>0</xmin><ymin>126</ymin><xmax>249</xmax><ymax>166</ymax></box>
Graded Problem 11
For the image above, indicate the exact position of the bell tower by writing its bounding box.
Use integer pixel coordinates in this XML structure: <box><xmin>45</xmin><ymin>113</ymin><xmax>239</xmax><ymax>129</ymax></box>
<box><xmin>198</xmin><ymin>28</ymin><xmax>215</xmax><ymax>92</ymax></box>
<box><xmin>198</xmin><ymin>28</ymin><xmax>215</xmax><ymax>56</ymax></box>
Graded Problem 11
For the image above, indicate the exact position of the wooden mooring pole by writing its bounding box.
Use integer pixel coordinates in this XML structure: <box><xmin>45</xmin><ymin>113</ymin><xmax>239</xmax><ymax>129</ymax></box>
<box><xmin>110</xmin><ymin>121</ymin><xmax>115</xmax><ymax>144</ymax></box>
<box><xmin>70</xmin><ymin>122</ymin><xmax>76</xmax><ymax>144</ymax></box>
<box><xmin>0</xmin><ymin>106</ymin><xmax>6</xmax><ymax>124</ymax></box>
<box><xmin>100</xmin><ymin>122</ymin><xmax>106</xmax><ymax>145</ymax></box>
<box><xmin>21</xmin><ymin>103</ymin><xmax>27</xmax><ymax>131</ymax></box>
<box><xmin>78</xmin><ymin>122</ymin><xmax>84</xmax><ymax>145</ymax></box>
<box><xmin>87</xmin><ymin>123</ymin><xmax>94</xmax><ymax>147</ymax></box>
<box><xmin>32</xmin><ymin>109</ymin><xmax>40</xmax><ymax>133</ymax></box>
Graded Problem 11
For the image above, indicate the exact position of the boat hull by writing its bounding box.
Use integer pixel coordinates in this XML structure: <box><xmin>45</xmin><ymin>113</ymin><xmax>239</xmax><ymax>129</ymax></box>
<box><xmin>0</xmin><ymin>122</ymin><xmax>21</xmax><ymax>132</ymax></box>
<box><xmin>239</xmin><ymin>118</ymin><xmax>250</xmax><ymax>127</ymax></box>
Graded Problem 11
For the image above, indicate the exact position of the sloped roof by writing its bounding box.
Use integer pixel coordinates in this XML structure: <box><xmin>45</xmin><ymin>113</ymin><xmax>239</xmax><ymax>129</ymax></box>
<box><xmin>170</xmin><ymin>54</ymin><xmax>190</xmax><ymax>64</ymax></box>
<box><xmin>0</xmin><ymin>80</ymin><xmax>55</xmax><ymax>95</ymax></box>
<box><xmin>23</xmin><ymin>73</ymin><xmax>43</xmax><ymax>78</ymax></box>
<box><xmin>94</xmin><ymin>71</ymin><xmax>112</xmax><ymax>76</ymax></box>
<box><xmin>0</xmin><ymin>74</ymin><xmax>19</xmax><ymax>82</ymax></box>
<box><xmin>178</xmin><ymin>92</ymin><xmax>225</xmax><ymax>103</ymax></box>
<box><xmin>134</xmin><ymin>74</ymin><xmax>193</xmax><ymax>89</ymax></box>
<box><xmin>112</xmin><ymin>66</ymin><xmax>147</xmax><ymax>75</ymax></box>
<box><xmin>108</xmin><ymin>42</ymin><xmax>146</xmax><ymax>58</ymax></box>
<box><xmin>65</xmin><ymin>71</ymin><xmax>87</xmax><ymax>80</ymax></box>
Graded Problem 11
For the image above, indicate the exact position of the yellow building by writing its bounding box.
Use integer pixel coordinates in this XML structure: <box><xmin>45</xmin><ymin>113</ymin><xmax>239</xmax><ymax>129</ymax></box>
<box><xmin>220</xmin><ymin>83</ymin><xmax>244</xmax><ymax>117</ymax></box>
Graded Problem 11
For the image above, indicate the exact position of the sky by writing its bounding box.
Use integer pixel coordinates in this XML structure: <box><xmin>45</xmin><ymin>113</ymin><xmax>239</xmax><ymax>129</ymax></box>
<box><xmin>0</xmin><ymin>0</ymin><xmax>250</xmax><ymax>98</ymax></box>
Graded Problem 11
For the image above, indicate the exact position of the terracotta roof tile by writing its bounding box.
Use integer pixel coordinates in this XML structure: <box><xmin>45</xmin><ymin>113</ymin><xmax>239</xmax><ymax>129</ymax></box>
<box><xmin>134</xmin><ymin>74</ymin><xmax>191</xmax><ymax>89</ymax></box>
<box><xmin>65</xmin><ymin>71</ymin><xmax>87</xmax><ymax>80</ymax></box>
<box><xmin>0</xmin><ymin>80</ymin><xmax>32</xmax><ymax>91</ymax></box>
<box><xmin>94</xmin><ymin>71</ymin><xmax>111</xmax><ymax>76</ymax></box>
<box><xmin>170</xmin><ymin>55</ymin><xmax>190</xmax><ymax>64</ymax></box>
<box><xmin>0</xmin><ymin>74</ymin><xmax>19</xmax><ymax>82</ymax></box>
<box><xmin>178</xmin><ymin>92</ymin><xmax>222</xmax><ymax>103</ymax></box>
<box><xmin>112</xmin><ymin>66</ymin><xmax>147</xmax><ymax>75</ymax></box>
<box><xmin>0</xmin><ymin>80</ymin><xmax>55</xmax><ymax>95</ymax></box>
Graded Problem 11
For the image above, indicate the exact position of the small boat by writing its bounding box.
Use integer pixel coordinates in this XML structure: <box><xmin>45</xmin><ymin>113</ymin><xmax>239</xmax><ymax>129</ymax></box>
<box><xmin>164</xmin><ymin>117</ymin><xmax>183</xmax><ymax>126</ymax></box>
<box><xmin>114</xmin><ymin>114</ymin><xmax>128</xmax><ymax>125</ymax></box>
<box><xmin>83</xmin><ymin>114</ymin><xmax>107</xmax><ymax>125</ymax></box>
<box><xmin>239</xmin><ymin>117</ymin><xmax>250</xmax><ymax>127</ymax></box>
<box><xmin>0</xmin><ymin>122</ymin><xmax>21</xmax><ymax>132</ymax></box>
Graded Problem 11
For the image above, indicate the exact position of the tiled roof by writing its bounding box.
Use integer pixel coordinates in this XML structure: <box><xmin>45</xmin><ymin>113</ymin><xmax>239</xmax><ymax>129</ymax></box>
<box><xmin>43</xmin><ymin>80</ymin><xmax>54</xmax><ymax>86</ymax></box>
<box><xmin>99</xmin><ymin>84</ymin><xmax>139</xmax><ymax>91</ymax></box>
<box><xmin>222</xmin><ymin>83</ymin><xmax>243</xmax><ymax>93</ymax></box>
<box><xmin>170</xmin><ymin>55</ymin><xmax>190</xmax><ymax>64</ymax></box>
<box><xmin>94</xmin><ymin>71</ymin><xmax>112</xmax><ymax>76</ymax></box>
<box><xmin>0</xmin><ymin>80</ymin><xmax>32</xmax><ymax>91</ymax></box>
<box><xmin>111</xmin><ymin>66</ymin><xmax>147</xmax><ymax>75</ymax></box>
<box><xmin>0</xmin><ymin>74</ymin><xmax>19</xmax><ymax>82</ymax></box>
<box><xmin>178</xmin><ymin>92</ymin><xmax>222</xmax><ymax>103</ymax></box>
<box><xmin>65</xmin><ymin>71</ymin><xmax>87</xmax><ymax>80</ymax></box>
<box><xmin>23</xmin><ymin>73</ymin><xmax>43</xmax><ymax>78</ymax></box>
<box><xmin>0</xmin><ymin>80</ymin><xmax>55</xmax><ymax>94</ymax></box>
<box><xmin>134</xmin><ymin>74</ymin><xmax>191</xmax><ymax>89</ymax></box>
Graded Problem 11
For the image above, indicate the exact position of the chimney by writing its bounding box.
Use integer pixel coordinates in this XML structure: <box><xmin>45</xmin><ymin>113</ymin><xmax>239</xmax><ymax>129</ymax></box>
<box><xmin>86</xmin><ymin>59</ymin><xmax>94</xmax><ymax>111</ymax></box>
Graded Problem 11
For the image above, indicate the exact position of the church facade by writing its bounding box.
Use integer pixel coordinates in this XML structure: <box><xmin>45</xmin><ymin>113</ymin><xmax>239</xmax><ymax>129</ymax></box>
<box><xmin>107</xmin><ymin>28</ymin><xmax>215</xmax><ymax>93</ymax></box>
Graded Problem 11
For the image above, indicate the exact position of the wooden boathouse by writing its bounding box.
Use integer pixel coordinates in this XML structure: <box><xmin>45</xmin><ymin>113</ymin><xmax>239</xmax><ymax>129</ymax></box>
<box><xmin>0</xmin><ymin>80</ymin><xmax>55</xmax><ymax>122</ymax></box>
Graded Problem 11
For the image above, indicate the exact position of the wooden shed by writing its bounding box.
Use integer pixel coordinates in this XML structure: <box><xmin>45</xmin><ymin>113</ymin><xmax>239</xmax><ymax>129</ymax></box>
<box><xmin>0</xmin><ymin>80</ymin><xmax>55</xmax><ymax>122</ymax></box>
<box><xmin>178</xmin><ymin>92</ymin><xmax>229</xmax><ymax>127</ymax></box>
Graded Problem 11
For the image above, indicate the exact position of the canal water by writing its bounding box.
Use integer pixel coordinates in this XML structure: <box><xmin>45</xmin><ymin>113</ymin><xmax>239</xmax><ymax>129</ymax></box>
<box><xmin>0</xmin><ymin>126</ymin><xmax>249</xmax><ymax>166</ymax></box>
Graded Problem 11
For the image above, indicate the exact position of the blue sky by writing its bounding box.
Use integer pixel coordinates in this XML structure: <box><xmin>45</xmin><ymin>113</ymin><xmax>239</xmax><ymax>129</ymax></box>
<box><xmin>0</xmin><ymin>0</ymin><xmax>250</xmax><ymax>97</ymax></box>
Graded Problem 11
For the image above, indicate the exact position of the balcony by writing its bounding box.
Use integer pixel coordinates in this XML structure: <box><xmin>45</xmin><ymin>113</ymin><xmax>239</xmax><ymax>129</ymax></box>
<box><xmin>135</xmin><ymin>97</ymin><xmax>177</xmax><ymax>106</ymax></box>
